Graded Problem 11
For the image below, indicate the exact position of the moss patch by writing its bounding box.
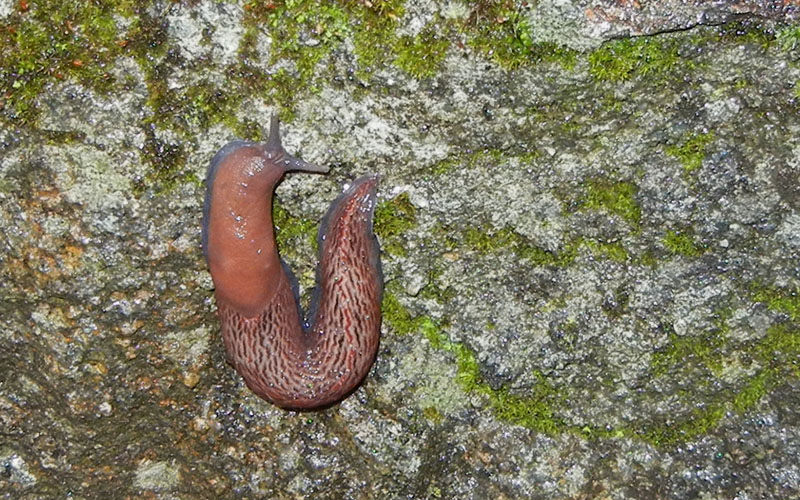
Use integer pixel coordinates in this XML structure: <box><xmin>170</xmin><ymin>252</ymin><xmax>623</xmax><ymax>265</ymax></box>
<box><xmin>382</xmin><ymin>288</ymin><xmax>425</xmax><ymax>336</ymax></box>
<box><xmin>665</xmin><ymin>131</ymin><xmax>714</xmax><ymax>177</ymax></box>
<box><xmin>427</xmin><ymin>150</ymin><xmax>539</xmax><ymax>177</ymax></box>
<box><xmin>387</xmin><ymin>273</ymin><xmax>800</xmax><ymax>447</ymax></box>
<box><xmin>651</xmin><ymin>330</ymin><xmax>725</xmax><ymax>378</ymax></box>
<box><xmin>393</xmin><ymin>23</ymin><xmax>450</xmax><ymax>79</ymax></box>
<box><xmin>640</xmin><ymin>403</ymin><xmax>726</xmax><ymax>447</ymax></box>
<box><xmin>584</xmin><ymin>179</ymin><xmax>642</xmax><ymax>227</ymax></box>
<box><xmin>643</xmin><ymin>296</ymin><xmax>800</xmax><ymax>446</ymax></box>
<box><xmin>374</xmin><ymin>192</ymin><xmax>417</xmax><ymax>257</ymax></box>
<box><xmin>583</xmin><ymin>239</ymin><xmax>629</xmax><ymax>263</ymax></box>
<box><xmin>461</xmin><ymin>222</ymin><xmax>577</xmax><ymax>267</ymax></box>
<box><xmin>272</xmin><ymin>202</ymin><xmax>317</xmax><ymax>255</ymax></box>
<box><xmin>752</xmin><ymin>285</ymin><xmax>800</xmax><ymax>322</ymax></box>
<box><xmin>588</xmin><ymin>36</ymin><xmax>684</xmax><ymax>83</ymax></box>
<box><xmin>488</xmin><ymin>371</ymin><xmax>563</xmax><ymax>434</ymax></box>
<box><xmin>662</xmin><ymin>229</ymin><xmax>705</xmax><ymax>257</ymax></box>
<box><xmin>0</xmin><ymin>0</ymin><xmax>131</xmax><ymax>124</ymax></box>
<box><xmin>351</xmin><ymin>0</ymin><xmax>405</xmax><ymax>80</ymax></box>
<box><xmin>464</xmin><ymin>1</ymin><xmax>576</xmax><ymax>70</ymax></box>
<box><xmin>420</xmin><ymin>312</ymin><xmax>565</xmax><ymax>433</ymax></box>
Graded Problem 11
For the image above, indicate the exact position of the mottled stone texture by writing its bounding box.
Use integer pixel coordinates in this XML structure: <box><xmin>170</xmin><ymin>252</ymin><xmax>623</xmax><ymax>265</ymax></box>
<box><xmin>1</xmin><ymin>1</ymin><xmax>800</xmax><ymax>499</ymax></box>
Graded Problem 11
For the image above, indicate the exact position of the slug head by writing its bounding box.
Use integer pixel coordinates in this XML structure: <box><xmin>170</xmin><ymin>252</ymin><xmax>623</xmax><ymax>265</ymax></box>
<box><xmin>202</xmin><ymin>116</ymin><xmax>328</xmax><ymax>316</ymax></box>
<box><xmin>265</xmin><ymin>115</ymin><xmax>328</xmax><ymax>175</ymax></box>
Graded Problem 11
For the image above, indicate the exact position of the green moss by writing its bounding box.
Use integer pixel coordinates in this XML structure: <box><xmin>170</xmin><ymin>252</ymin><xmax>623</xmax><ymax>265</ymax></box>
<box><xmin>715</xmin><ymin>19</ymin><xmax>775</xmax><ymax>48</ymax></box>
<box><xmin>418</xmin><ymin>316</ymin><xmax>446</xmax><ymax>347</ymax></box>
<box><xmin>238</xmin><ymin>0</ymin><xmax>402</xmax><ymax>113</ymax></box>
<box><xmin>464</xmin><ymin>225</ymin><xmax>516</xmax><ymax>254</ymax></box>
<box><xmin>665</xmin><ymin>131</ymin><xmax>714</xmax><ymax>176</ymax></box>
<box><xmin>637</xmin><ymin>250</ymin><xmax>658</xmax><ymax>268</ymax></box>
<box><xmin>584</xmin><ymin>179</ymin><xmax>642</xmax><ymax>227</ymax></box>
<box><xmin>0</xmin><ymin>0</ymin><xmax>130</xmax><ymax>123</ymax></box>
<box><xmin>427</xmin><ymin>149</ymin><xmax>534</xmax><ymax>176</ymax></box>
<box><xmin>439</xmin><ymin>320</ymin><xmax>564</xmax><ymax>432</ymax></box>
<box><xmin>422</xmin><ymin>406</ymin><xmax>444</xmax><ymax>423</ymax></box>
<box><xmin>465</xmin><ymin>0</ymin><xmax>533</xmax><ymax>70</ymax></box>
<box><xmin>776</xmin><ymin>25</ymin><xmax>800</xmax><ymax>52</ymax></box>
<box><xmin>134</xmin><ymin>127</ymin><xmax>191</xmax><ymax>194</ymax></box>
<box><xmin>237</xmin><ymin>1</ymin><xmax>355</xmax><ymax>118</ymax></box>
<box><xmin>756</xmin><ymin>323</ymin><xmax>800</xmax><ymax>376</ymax></box>
<box><xmin>374</xmin><ymin>192</ymin><xmax>417</xmax><ymax>257</ymax></box>
<box><xmin>394</xmin><ymin>24</ymin><xmax>450</xmax><ymax>79</ymax></box>
<box><xmin>489</xmin><ymin>385</ymin><xmax>561</xmax><ymax>434</ymax></box>
<box><xmin>588</xmin><ymin>36</ymin><xmax>683</xmax><ymax>83</ymax></box>
<box><xmin>637</xmin><ymin>297</ymin><xmax>800</xmax><ymax>446</ymax></box>
<box><xmin>532</xmin><ymin>42</ymin><xmax>579</xmax><ymax>70</ymax></box>
<box><xmin>272</xmin><ymin>202</ymin><xmax>317</xmax><ymax>254</ymax></box>
<box><xmin>462</xmin><ymin>1</ymin><xmax>577</xmax><ymax>70</ymax></box>
<box><xmin>245</xmin><ymin>0</ymin><xmax>351</xmax><ymax>83</ymax></box>
<box><xmin>351</xmin><ymin>1</ymin><xmax>404</xmax><ymax>80</ymax></box>
<box><xmin>733</xmin><ymin>370</ymin><xmax>771</xmax><ymax>413</ymax></box>
<box><xmin>382</xmin><ymin>289</ymin><xmax>426</xmax><ymax>336</ymax></box>
<box><xmin>462</xmin><ymin>219</ymin><xmax>642</xmax><ymax>268</ymax></box>
<box><xmin>651</xmin><ymin>328</ymin><xmax>725</xmax><ymax>378</ymax></box>
<box><xmin>602</xmin><ymin>285</ymin><xmax>631</xmax><ymax>319</ymax></box>
<box><xmin>583</xmin><ymin>240</ymin><xmax>629</xmax><ymax>263</ymax></box>
<box><xmin>418</xmin><ymin>266</ymin><xmax>457</xmax><ymax>303</ymax></box>
<box><xmin>387</xmin><ymin>278</ymin><xmax>800</xmax><ymax>444</ymax></box>
<box><xmin>462</xmin><ymin>223</ymin><xmax>577</xmax><ymax>267</ymax></box>
<box><xmin>386</xmin><ymin>292</ymin><xmax>565</xmax><ymax>433</ymax></box>
<box><xmin>662</xmin><ymin>229</ymin><xmax>705</xmax><ymax>257</ymax></box>
<box><xmin>651</xmin><ymin>310</ymin><xmax>731</xmax><ymax>379</ymax></box>
<box><xmin>182</xmin><ymin>82</ymin><xmax>243</xmax><ymax>132</ymax></box>
<box><xmin>642</xmin><ymin>403</ymin><xmax>725</xmax><ymax>447</ymax></box>
<box><xmin>752</xmin><ymin>285</ymin><xmax>800</xmax><ymax>322</ymax></box>
<box><xmin>729</xmin><ymin>311</ymin><xmax>800</xmax><ymax>414</ymax></box>
<box><xmin>451</xmin><ymin>342</ymin><xmax>483</xmax><ymax>393</ymax></box>
<box><xmin>268</xmin><ymin>201</ymin><xmax>319</xmax><ymax>294</ymax></box>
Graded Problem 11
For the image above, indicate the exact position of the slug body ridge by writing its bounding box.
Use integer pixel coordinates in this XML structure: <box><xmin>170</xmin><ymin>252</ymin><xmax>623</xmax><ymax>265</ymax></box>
<box><xmin>202</xmin><ymin>117</ymin><xmax>382</xmax><ymax>409</ymax></box>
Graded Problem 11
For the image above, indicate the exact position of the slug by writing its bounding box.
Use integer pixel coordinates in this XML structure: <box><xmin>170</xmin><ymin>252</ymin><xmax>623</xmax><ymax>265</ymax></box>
<box><xmin>202</xmin><ymin>116</ymin><xmax>383</xmax><ymax>409</ymax></box>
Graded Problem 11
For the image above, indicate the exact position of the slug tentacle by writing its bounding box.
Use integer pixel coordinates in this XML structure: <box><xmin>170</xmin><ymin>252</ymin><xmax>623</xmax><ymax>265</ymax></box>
<box><xmin>202</xmin><ymin>117</ymin><xmax>382</xmax><ymax>409</ymax></box>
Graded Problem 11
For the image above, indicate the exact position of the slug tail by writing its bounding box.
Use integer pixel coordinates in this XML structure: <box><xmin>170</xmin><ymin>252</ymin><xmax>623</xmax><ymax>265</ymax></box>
<box><xmin>216</xmin><ymin>174</ymin><xmax>383</xmax><ymax>410</ymax></box>
<box><xmin>303</xmin><ymin>174</ymin><xmax>383</xmax><ymax>405</ymax></box>
<box><xmin>307</xmin><ymin>174</ymin><xmax>382</xmax><ymax>328</ymax></box>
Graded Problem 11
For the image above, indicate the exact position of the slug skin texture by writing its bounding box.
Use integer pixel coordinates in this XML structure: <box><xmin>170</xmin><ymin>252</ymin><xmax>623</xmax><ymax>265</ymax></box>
<box><xmin>202</xmin><ymin>117</ymin><xmax>382</xmax><ymax>409</ymax></box>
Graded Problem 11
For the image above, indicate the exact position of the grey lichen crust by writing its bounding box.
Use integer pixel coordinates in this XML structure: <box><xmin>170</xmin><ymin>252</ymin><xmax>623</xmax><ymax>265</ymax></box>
<box><xmin>1</xmin><ymin>1</ymin><xmax>800</xmax><ymax>499</ymax></box>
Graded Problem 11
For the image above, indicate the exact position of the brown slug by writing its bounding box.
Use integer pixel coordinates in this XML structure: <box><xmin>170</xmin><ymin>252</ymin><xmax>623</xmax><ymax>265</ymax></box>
<box><xmin>202</xmin><ymin>116</ymin><xmax>382</xmax><ymax>409</ymax></box>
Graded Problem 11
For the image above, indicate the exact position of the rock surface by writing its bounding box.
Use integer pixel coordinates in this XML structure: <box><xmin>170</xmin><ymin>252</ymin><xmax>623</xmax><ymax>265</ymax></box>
<box><xmin>1</xmin><ymin>0</ymin><xmax>800</xmax><ymax>498</ymax></box>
